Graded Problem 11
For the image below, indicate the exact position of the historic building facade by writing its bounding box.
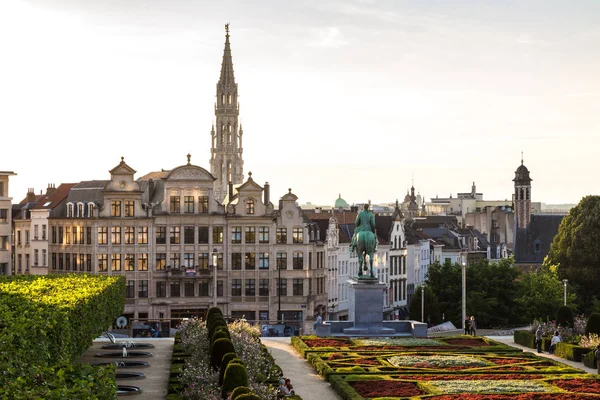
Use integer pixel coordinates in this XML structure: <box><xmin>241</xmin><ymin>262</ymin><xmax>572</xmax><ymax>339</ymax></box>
<box><xmin>0</xmin><ymin>171</ymin><xmax>16</xmax><ymax>276</ymax></box>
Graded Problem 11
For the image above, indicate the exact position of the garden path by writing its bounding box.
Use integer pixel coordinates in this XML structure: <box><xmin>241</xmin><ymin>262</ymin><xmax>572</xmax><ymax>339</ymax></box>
<box><xmin>487</xmin><ymin>335</ymin><xmax>598</xmax><ymax>374</ymax></box>
<box><xmin>262</xmin><ymin>337</ymin><xmax>342</xmax><ymax>400</ymax></box>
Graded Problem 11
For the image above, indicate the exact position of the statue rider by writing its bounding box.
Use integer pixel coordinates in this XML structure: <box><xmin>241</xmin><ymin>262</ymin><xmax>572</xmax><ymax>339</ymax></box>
<box><xmin>351</xmin><ymin>203</ymin><xmax>376</xmax><ymax>250</ymax></box>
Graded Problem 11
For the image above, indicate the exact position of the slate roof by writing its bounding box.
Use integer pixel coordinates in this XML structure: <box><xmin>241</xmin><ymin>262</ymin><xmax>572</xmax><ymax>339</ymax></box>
<box><xmin>514</xmin><ymin>214</ymin><xmax>565</xmax><ymax>264</ymax></box>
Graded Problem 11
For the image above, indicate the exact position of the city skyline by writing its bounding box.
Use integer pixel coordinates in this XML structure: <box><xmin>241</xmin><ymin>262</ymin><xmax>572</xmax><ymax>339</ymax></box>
<box><xmin>2</xmin><ymin>1</ymin><xmax>599</xmax><ymax>206</ymax></box>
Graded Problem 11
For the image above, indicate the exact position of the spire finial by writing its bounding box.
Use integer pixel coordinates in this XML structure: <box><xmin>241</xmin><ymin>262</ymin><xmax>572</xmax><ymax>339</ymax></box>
<box><xmin>521</xmin><ymin>151</ymin><xmax>523</xmax><ymax>165</ymax></box>
<box><xmin>121</xmin><ymin>156</ymin><xmax>124</xmax><ymax>162</ymax></box>
<box><xmin>248</xmin><ymin>171</ymin><xmax>252</xmax><ymax>178</ymax></box>
<box><xmin>187</xmin><ymin>153</ymin><xmax>191</xmax><ymax>165</ymax></box>
<box><xmin>225</xmin><ymin>23</ymin><xmax>229</xmax><ymax>35</ymax></box>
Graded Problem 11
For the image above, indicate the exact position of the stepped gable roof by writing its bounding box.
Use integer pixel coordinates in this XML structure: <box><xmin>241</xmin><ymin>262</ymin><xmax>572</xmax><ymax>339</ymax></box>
<box><xmin>514</xmin><ymin>214</ymin><xmax>565</xmax><ymax>264</ymax></box>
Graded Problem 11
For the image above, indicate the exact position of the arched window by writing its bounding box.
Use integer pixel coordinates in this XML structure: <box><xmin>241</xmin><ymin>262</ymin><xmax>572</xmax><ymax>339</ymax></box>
<box><xmin>227</xmin><ymin>94</ymin><xmax>232</xmax><ymax>104</ymax></box>
<box><xmin>227</xmin><ymin>124</ymin><xmax>231</xmax><ymax>144</ymax></box>
<box><xmin>77</xmin><ymin>203</ymin><xmax>84</xmax><ymax>218</ymax></box>
<box><xmin>246</xmin><ymin>199</ymin><xmax>255</xmax><ymax>215</ymax></box>
<box><xmin>221</xmin><ymin>94</ymin><xmax>225</xmax><ymax>104</ymax></box>
<box><xmin>520</xmin><ymin>188</ymin><xmax>524</xmax><ymax>200</ymax></box>
<box><xmin>88</xmin><ymin>203</ymin><xmax>95</xmax><ymax>218</ymax></box>
<box><xmin>66</xmin><ymin>203</ymin><xmax>74</xmax><ymax>218</ymax></box>
<box><xmin>526</xmin><ymin>189</ymin><xmax>530</xmax><ymax>200</ymax></box>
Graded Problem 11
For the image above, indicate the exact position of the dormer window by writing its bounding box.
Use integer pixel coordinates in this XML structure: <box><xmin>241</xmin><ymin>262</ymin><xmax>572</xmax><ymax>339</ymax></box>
<box><xmin>246</xmin><ymin>199</ymin><xmax>255</xmax><ymax>215</ymax></box>
<box><xmin>77</xmin><ymin>203</ymin><xmax>84</xmax><ymax>218</ymax></box>
<box><xmin>88</xmin><ymin>202</ymin><xmax>95</xmax><ymax>218</ymax></box>
<box><xmin>66</xmin><ymin>203</ymin><xmax>74</xmax><ymax>218</ymax></box>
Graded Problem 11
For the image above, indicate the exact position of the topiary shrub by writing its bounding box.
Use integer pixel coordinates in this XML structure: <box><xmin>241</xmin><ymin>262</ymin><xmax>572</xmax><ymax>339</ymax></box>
<box><xmin>221</xmin><ymin>362</ymin><xmax>249</xmax><ymax>400</ymax></box>
<box><xmin>207</xmin><ymin>306</ymin><xmax>223</xmax><ymax>321</ymax></box>
<box><xmin>210</xmin><ymin>330</ymin><xmax>230</xmax><ymax>351</ymax></box>
<box><xmin>236</xmin><ymin>394</ymin><xmax>261</xmax><ymax>400</ymax></box>
<box><xmin>214</xmin><ymin>325</ymin><xmax>231</xmax><ymax>340</ymax></box>
<box><xmin>211</xmin><ymin>338</ymin><xmax>236</xmax><ymax>370</ymax></box>
<box><xmin>230</xmin><ymin>386</ymin><xmax>252</xmax><ymax>400</ymax></box>
<box><xmin>556</xmin><ymin>306</ymin><xmax>574</xmax><ymax>328</ymax></box>
<box><xmin>208</xmin><ymin>316</ymin><xmax>227</xmax><ymax>338</ymax></box>
<box><xmin>219</xmin><ymin>353</ymin><xmax>240</xmax><ymax>385</ymax></box>
<box><xmin>585</xmin><ymin>313</ymin><xmax>600</xmax><ymax>336</ymax></box>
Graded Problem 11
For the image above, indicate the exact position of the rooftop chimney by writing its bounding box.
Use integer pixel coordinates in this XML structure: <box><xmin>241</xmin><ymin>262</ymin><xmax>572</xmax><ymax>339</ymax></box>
<box><xmin>27</xmin><ymin>188</ymin><xmax>36</xmax><ymax>203</ymax></box>
<box><xmin>148</xmin><ymin>179</ymin><xmax>155</xmax><ymax>201</ymax></box>
<box><xmin>264</xmin><ymin>182</ymin><xmax>270</xmax><ymax>205</ymax></box>
<box><xmin>46</xmin><ymin>183</ymin><xmax>56</xmax><ymax>196</ymax></box>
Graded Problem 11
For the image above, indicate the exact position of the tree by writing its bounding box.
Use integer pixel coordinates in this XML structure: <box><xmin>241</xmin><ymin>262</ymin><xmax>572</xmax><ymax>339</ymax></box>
<box><xmin>424</xmin><ymin>260</ymin><xmax>462</xmax><ymax>326</ymax></box>
<box><xmin>513</xmin><ymin>264</ymin><xmax>567</xmax><ymax>323</ymax></box>
<box><xmin>408</xmin><ymin>285</ymin><xmax>441</xmax><ymax>326</ymax></box>
<box><xmin>546</xmin><ymin>196</ymin><xmax>600</xmax><ymax>313</ymax></box>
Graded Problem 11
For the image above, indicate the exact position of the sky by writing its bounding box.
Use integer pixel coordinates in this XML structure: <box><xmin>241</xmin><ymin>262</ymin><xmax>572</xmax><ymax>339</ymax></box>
<box><xmin>1</xmin><ymin>0</ymin><xmax>599</xmax><ymax>206</ymax></box>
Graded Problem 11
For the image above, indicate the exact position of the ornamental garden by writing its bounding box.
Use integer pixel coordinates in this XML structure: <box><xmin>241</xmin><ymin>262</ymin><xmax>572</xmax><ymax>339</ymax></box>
<box><xmin>292</xmin><ymin>335</ymin><xmax>600</xmax><ymax>399</ymax></box>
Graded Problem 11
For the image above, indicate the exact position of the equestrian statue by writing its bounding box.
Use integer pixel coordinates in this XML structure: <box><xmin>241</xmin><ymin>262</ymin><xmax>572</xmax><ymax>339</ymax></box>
<box><xmin>350</xmin><ymin>203</ymin><xmax>378</xmax><ymax>279</ymax></box>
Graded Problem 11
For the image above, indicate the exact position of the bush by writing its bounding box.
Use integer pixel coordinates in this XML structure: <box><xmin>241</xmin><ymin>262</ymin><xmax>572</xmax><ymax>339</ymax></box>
<box><xmin>236</xmin><ymin>394</ymin><xmax>261</xmax><ymax>400</ymax></box>
<box><xmin>555</xmin><ymin>342</ymin><xmax>593</xmax><ymax>362</ymax></box>
<box><xmin>583</xmin><ymin>350</ymin><xmax>597</xmax><ymax>369</ymax></box>
<box><xmin>211</xmin><ymin>338</ymin><xmax>236</xmax><ymax>370</ymax></box>
<box><xmin>207</xmin><ymin>306</ymin><xmax>223</xmax><ymax>321</ymax></box>
<box><xmin>208</xmin><ymin>317</ymin><xmax>228</xmax><ymax>339</ymax></box>
<box><xmin>514</xmin><ymin>330</ymin><xmax>536</xmax><ymax>348</ymax></box>
<box><xmin>211</xmin><ymin>330</ymin><xmax>230</xmax><ymax>350</ymax></box>
<box><xmin>585</xmin><ymin>313</ymin><xmax>600</xmax><ymax>336</ymax></box>
<box><xmin>219</xmin><ymin>353</ymin><xmax>240</xmax><ymax>385</ymax></box>
<box><xmin>556</xmin><ymin>306</ymin><xmax>574</xmax><ymax>328</ymax></box>
<box><xmin>221</xmin><ymin>362</ymin><xmax>249</xmax><ymax>399</ymax></box>
<box><xmin>230</xmin><ymin>386</ymin><xmax>252</xmax><ymax>400</ymax></box>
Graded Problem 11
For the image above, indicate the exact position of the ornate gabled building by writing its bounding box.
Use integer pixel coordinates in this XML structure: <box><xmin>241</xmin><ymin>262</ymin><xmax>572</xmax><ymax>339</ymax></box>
<box><xmin>210</xmin><ymin>24</ymin><xmax>244</xmax><ymax>203</ymax></box>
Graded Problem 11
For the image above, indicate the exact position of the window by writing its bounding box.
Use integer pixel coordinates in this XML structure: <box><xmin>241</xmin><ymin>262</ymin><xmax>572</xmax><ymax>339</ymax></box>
<box><xmin>111</xmin><ymin>254</ymin><xmax>121</xmax><ymax>271</ymax></box>
<box><xmin>170</xmin><ymin>253</ymin><xmax>180</xmax><ymax>268</ymax></box>
<box><xmin>213</xmin><ymin>226</ymin><xmax>223</xmax><ymax>244</ymax></box>
<box><xmin>184</xmin><ymin>253</ymin><xmax>194</xmax><ymax>267</ymax></box>
<box><xmin>259</xmin><ymin>252</ymin><xmax>269</xmax><ymax>269</ymax></box>
<box><xmin>17</xmin><ymin>230</ymin><xmax>22</xmax><ymax>245</ymax></box>
<box><xmin>277</xmin><ymin>279</ymin><xmax>287</xmax><ymax>296</ymax></box>
<box><xmin>138</xmin><ymin>253</ymin><xmax>148</xmax><ymax>271</ymax></box>
<box><xmin>156</xmin><ymin>226</ymin><xmax>166</xmax><ymax>244</ymax></box>
<box><xmin>51</xmin><ymin>252</ymin><xmax>56</xmax><ymax>270</ymax></box>
<box><xmin>198</xmin><ymin>196</ymin><xmax>209</xmax><ymax>213</ymax></box>
<box><xmin>77</xmin><ymin>203</ymin><xmax>84</xmax><ymax>217</ymax></box>
<box><xmin>245</xmin><ymin>279</ymin><xmax>255</xmax><ymax>296</ymax></box>
<box><xmin>111</xmin><ymin>201</ymin><xmax>121</xmax><ymax>217</ymax></box>
<box><xmin>244</xmin><ymin>227</ymin><xmax>255</xmax><ymax>243</ymax></box>
<box><xmin>155</xmin><ymin>253</ymin><xmax>166</xmax><ymax>270</ymax></box>
<box><xmin>185</xmin><ymin>281</ymin><xmax>195</xmax><ymax>297</ymax></box>
<box><xmin>126</xmin><ymin>280</ymin><xmax>135</xmax><ymax>298</ymax></box>
<box><xmin>184</xmin><ymin>196</ymin><xmax>194</xmax><ymax>213</ymax></box>
<box><xmin>293</xmin><ymin>278</ymin><xmax>304</xmax><ymax>296</ymax></box>
<box><xmin>216</xmin><ymin>253</ymin><xmax>223</xmax><ymax>269</ymax></box>
<box><xmin>65</xmin><ymin>227</ymin><xmax>70</xmax><ymax>244</ymax></box>
<box><xmin>198</xmin><ymin>226</ymin><xmax>209</xmax><ymax>244</ymax></box>
<box><xmin>98</xmin><ymin>254</ymin><xmax>108</xmax><ymax>272</ymax></box>
<box><xmin>138</xmin><ymin>227</ymin><xmax>148</xmax><ymax>244</ymax></box>
<box><xmin>67</xmin><ymin>203</ymin><xmax>74</xmax><ymax>217</ymax></box>
<box><xmin>259</xmin><ymin>279</ymin><xmax>269</xmax><ymax>296</ymax></box>
<box><xmin>246</xmin><ymin>199</ymin><xmax>255</xmax><ymax>215</ymax></box>
<box><xmin>293</xmin><ymin>251</ymin><xmax>304</xmax><ymax>270</ymax></box>
<box><xmin>111</xmin><ymin>227</ymin><xmax>121</xmax><ymax>244</ymax></box>
<box><xmin>138</xmin><ymin>280</ymin><xmax>148</xmax><ymax>298</ymax></box>
<box><xmin>0</xmin><ymin>209</ymin><xmax>7</xmax><ymax>223</ymax></box>
<box><xmin>199</xmin><ymin>280</ymin><xmax>209</xmax><ymax>297</ymax></box>
<box><xmin>34</xmin><ymin>225</ymin><xmax>39</xmax><ymax>240</ymax></box>
<box><xmin>72</xmin><ymin>227</ymin><xmax>78</xmax><ymax>244</ymax></box>
<box><xmin>124</xmin><ymin>227</ymin><xmax>135</xmax><ymax>244</ymax></box>
<box><xmin>88</xmin><ymin>203</ymin><xmax>95</xmax><ymax>218</ymax></box>
<box><xmin>293</xmin><ymin>227</ymin><xmax>304</xmax><ymax>243</ymax></box>
<box><xmin>170</xmin><ymin>196</ymin><xmax>180</xmax><ymax>213</ymax></box>
<box><xmin>86</xmin><ymin>253</ymin><xmax>91</xmax><ymax>271</ymax></box>
<box><xmin>25</xmin><ymin>254</ymin><xmax>30</xmax><ymax>271</ymax></box>
<box><xmin>124</xmin><ymin>254</ymin><xmax>135</xmax><ymax>271</ymax></box>
<box><xmin>34</xmin><ymin>249</ymin><xmax>39</xmax><ymax>266</ymax></box>
<box><xmin>245</xmin><ymin>252</ymin><xmax>255</xmax><ymax>270</ymax></box>
<box><xmin>258</xmin><ymin>226</ymin><xmax>269</xmax><ymax>243</ymax></box>
<box><xmin>232</xmin><ymin>253</ymin><xmax>242</xmax><ymax>270</ymax></box>
<box><xmin>217</xmin><ymin>280</ymin><xmax>224</xmax><ymax>296</ymax></box>
<box><xmin>86</xmin><ymin>227</ymin><xmax>91</xmax><ymax>244</ymax></box>
<box><xmin>42</xmin><ymin>250</ymin><xmax>47</xmax><ymax>266</ymax></box>
<box><xmin>0</xmin><ymin>236</ymin><xmax>7</xmax><ymax>251</ymax></box>
<box><xmin>198</xmin><ymin>253</ymin><xmax>209</xmax><ymax>269</ymax></box>
<box><xmin>98</xmin><ymin>227</ymin><xmax>108</xmax><ymax>245</ymax></box>
<box><xmin>124</xmin><ymin>201</ymin><xmax>134</xmax><ymax>217</ymax></box>
<box><xmin>170</xmin><ymin>226</ymin><xmax>180</xmax><ymax>244</ymax></box>
<box><xmin>184</xmin><ymin>227</ymin><xmax>194</xmax><ymax>244</ymax></box>
<box><xmin>170</xmin><ymin>282</ymin><xmax>180</xmax><ymax>297</ymax></box>
<box><xmin>231</xmin><ymin>226</ymin><xmax>242</xmax><ymax>244</ymax></box>
<box><xmin>52</xmin><ymin>227</ymin><xmax>57</xmax><ymax>243</ymax></box>
<box><xmin>156</xmin><ymin>281</ymin><xmax>167</xmax><ymax>297</ymax></box>
<box><xmin>79</xmin><ymin>226</ymin><xmax>83</xmax><ymax>243</ymax></box>
<box><xmin>276</xmin><ymin>228</ymin><xmax>287</xmax><ymax>244</ymax></box>
<box><xmin>231</xmin><ymin>279</ymin><xmax>242</xmax><ymax>296</ymax></box>
<box><xmin>277</xmin><ymin>252</ymin><xmax>287</xmax><ymax>270</ymax></box>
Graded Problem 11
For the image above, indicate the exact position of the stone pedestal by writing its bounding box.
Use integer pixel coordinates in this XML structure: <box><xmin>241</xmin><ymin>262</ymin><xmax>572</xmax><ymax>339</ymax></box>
<box><xmin>344</xmin><ymin>278</ymin><xmax>396</xmax><ymax>335</ymax></box>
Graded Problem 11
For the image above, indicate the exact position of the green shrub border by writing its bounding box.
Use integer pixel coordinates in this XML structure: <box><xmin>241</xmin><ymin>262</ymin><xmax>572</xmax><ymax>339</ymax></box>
<box><xmin>555</xmin><ymin>342</ymin><xmax>593</xmax><ymax>362</ymax></box>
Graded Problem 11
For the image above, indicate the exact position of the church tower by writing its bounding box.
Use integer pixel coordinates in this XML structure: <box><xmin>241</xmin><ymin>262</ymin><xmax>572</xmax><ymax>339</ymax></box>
<box><xmin>513</xmin><ymin>156</ymin><xmax>532</xmax><ymax>229</ymax></box>
<box><xmin>210</xmin><ymin>24</ymin><xmax>244</xmax><ymax>202</ymax></box>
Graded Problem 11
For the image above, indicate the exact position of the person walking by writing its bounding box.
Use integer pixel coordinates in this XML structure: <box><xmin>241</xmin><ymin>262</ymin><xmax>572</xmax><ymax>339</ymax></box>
<box><xmin>535</xmin><ymin>325</ymin><xmax>543</xmax><ymax>353</ymax></box>
<box><xmin>464</xmin><ymin>316</ymin><xmax>471</xmax><ymax>335</ymax></box>
<box><xmin>470</xmin><ymin>316</ymin><xmax>477</xmax><ymax>336</ymax></box>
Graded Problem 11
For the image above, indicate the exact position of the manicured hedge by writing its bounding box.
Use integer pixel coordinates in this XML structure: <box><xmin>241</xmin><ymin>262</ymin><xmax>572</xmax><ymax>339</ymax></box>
<box><xmin>583</xmin><ymin>350</ymin><xmax>596</xmax><ymax>369</ymax></box>
<box><xmin>0</xmin><ymin>274</ymin><xmax>124</xmax><ymax>399</ymax></box>
<box><xmin>555</xmin><ymin>342</ymin><xmax>593</xmax><ymax>362</ymax></box>
<box><xmin>514</xmin><ymin>330</ymin><xmax>535</xmax><ymax>348</ymax></box>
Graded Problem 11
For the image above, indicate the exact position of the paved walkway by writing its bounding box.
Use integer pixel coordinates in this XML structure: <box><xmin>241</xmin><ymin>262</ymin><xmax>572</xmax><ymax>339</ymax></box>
<box><xmin>262</xmin><ymin>337</ymin><xmax>341</xmax><ymax>400</ymax></box>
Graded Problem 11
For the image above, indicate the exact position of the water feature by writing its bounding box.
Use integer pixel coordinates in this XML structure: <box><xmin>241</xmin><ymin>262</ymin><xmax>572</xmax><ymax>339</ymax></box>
<box><xmin>95</xmin><ymin>351</ymin><xmax>154</xmax><ymax>358</ymax></box>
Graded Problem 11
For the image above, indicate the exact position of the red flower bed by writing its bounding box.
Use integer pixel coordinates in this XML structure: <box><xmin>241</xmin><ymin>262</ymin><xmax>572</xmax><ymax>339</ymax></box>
<box><xmin>391</xmin><ymin>374</ymin><xmax>542</xmax><ymax>381</ymax></box>
<box><xmin>355</xmin><ymin>359</ymin><xmax>380</xmax><ymax>365</ymax></box>
<box><xmin>304</xmin><ymin>339</ymin><xmax>349</xmax><ymax>348</ymax></box>
<box><xmin>432</xmin><ymin>394</ymin><xmax>598</xmax><ymax>399</ymax></box>
<box><xmin>489</xmin><ymin>358</ymin><xmax>526</xmax><ymax>365</ymax></box>
<box><xmin>442</xmin><ymin>338</ymin><xmax>490</xmax><ymax>347</ymax></box>
<box><xmin>350</xmin><ymin>380</ymin><xmax>424</xmax><ymax>397</ymax></box>
<box><xmin>552</xmin><ymin>378</ymin><xmax>600</xmax><ymax>394</ymax></box>
<box><xmin>327</xmin><ymin>353</ymin><xmax>344</xmax><ymax>360</ymax></box>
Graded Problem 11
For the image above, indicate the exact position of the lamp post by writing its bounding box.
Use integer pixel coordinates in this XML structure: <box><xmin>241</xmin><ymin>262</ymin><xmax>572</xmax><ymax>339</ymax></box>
<box><xmin>461</xmin><ymin>261</ymin><xmax>467</xmax><ymax>332</ymax></box>
<box><xmin>278</xmin><ymin>263</ymin><xmax>282</xmax><ymax>323</ymax></box>
<box><xmin>421</xmin><ymin>284</ymin><xmax>425</xmax><ymax>323</ymax></box>
<box><xmin>212</xmin><ymin>248</ymin><xmax>218</xmax><ymax>307</ymax></box>
<box><xmin>563</xmin><ymin>279</ymin><xmax>568</xmax><ymax>306</ymax></box>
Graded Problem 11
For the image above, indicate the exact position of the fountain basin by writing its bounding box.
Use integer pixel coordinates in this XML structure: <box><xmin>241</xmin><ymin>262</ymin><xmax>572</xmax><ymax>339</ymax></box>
<box><xmin>91</xmin><ymin>361</ymin><xmax>150</xmax><ymax>368</ymax></box>
<box><xmin>95</xmin><ymin>351</ymin><xmax>153</xmax><ymax>358</ymax></box>
<box><xmin>117</xmin><ymin>385</ymin><xmax>143</xmax><ymax>396</ymax></box>
<box><xmin>116</xmin><ymin>372</ymin><xmax>146</xmax><ymax>380</ymax></box>
<box><xmin>102</xmin><ymin>343</ymin><xmax>155</xmax><ymax>349</ymax></box>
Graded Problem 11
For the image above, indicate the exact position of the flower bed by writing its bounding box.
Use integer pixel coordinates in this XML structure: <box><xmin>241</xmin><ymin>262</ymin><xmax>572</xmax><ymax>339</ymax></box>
<box><xmin>294</xmin><ymin>335</ymin><xmax>600</xmax><ymax>399</ymax></box>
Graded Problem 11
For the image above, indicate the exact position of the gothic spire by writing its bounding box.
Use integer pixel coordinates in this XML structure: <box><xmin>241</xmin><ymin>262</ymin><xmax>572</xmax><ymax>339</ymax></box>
<box><xmin>219</xmin><ymin>23</ymin><xmax>235</xmax><ymax>86</ymax></box>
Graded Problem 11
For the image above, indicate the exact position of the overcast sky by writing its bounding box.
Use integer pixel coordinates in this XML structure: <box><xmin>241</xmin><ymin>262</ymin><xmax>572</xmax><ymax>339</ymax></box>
<box><xmin>1</xmin><ymin>0</ymin><xmax>599</xmax><ymax>206</ymax></box>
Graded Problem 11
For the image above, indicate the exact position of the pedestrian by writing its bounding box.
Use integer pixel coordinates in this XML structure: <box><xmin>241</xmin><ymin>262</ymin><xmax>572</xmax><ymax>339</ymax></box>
<box><xmin>549</xmin><ymin>331</ymin><xmax>561</xmax><ymax>354</ymax></box>
<box><xmin>464</xmin><ymin>316</ymin><xmax>471</xmax><ymax>335</ymax></box>
<box><xmin>470</xmin><ymin>316</ymin><xmax>477</xmax><ymax>336</ymax></box>
<box><xmin>535</xmin><ymin>325</ymin><xmax>543</xmax><ymax>353</ymax></box>
<box><xmin>312</xmin><ymin>313</ymin><xmax>322</xmax><ymax>333</ymax></box>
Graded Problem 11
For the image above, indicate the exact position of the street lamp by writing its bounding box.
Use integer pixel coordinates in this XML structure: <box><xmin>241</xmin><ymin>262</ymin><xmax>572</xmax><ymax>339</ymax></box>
<box><xmin>462</xmin><ymin>261</ymin><xmax>467</xmax><ymax>333</ymax></box>
<box><xmin>212</xmin><ymin>248</ymin><xmax>218</xmax><ymax>307</ymax></box>
<box><xmin>278</xmin><ymin>262</ymin><xmax>282</xmax><ymax>323</ymax></box>
<box><xmin>563</xmin><ymin>279</ymin><xmax>568</xmax><ymax>306</ymax></box>
<box><xmin>421</xmin><ymin>284</ymin><xmax>425</xmax><ymax>323</ymax></box>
